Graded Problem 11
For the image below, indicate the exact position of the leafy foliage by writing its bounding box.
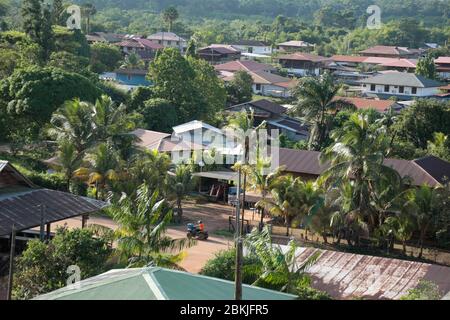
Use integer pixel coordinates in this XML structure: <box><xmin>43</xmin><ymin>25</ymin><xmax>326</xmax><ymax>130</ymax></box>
<box><xmin>13</xmin><ymin>227</ymin><xmax>112</xmax><ymax>300</ymax></box>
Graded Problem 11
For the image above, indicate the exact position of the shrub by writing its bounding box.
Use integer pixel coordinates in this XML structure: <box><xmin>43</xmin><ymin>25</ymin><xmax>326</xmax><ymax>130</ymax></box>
<box><xmin>400</xmin><ymin>280</ymin><xmax>443</xmax><ymax>300</ymax></box>
<box><xmin>13</xmin><ymin>227</ymin><xmax>112</xmax><ymax>300</ymax></box>
<box><xmin>200</xmin><ymin>249</ymin><xmax>260</xmax><ymax>285</ymax></box>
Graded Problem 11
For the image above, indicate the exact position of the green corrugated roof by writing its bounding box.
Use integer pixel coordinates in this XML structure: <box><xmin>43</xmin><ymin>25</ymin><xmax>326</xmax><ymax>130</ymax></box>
<box><xmin>34</xmin><ymin>267</ymin><xmax>296</xmax><ymax>300</ymax></box>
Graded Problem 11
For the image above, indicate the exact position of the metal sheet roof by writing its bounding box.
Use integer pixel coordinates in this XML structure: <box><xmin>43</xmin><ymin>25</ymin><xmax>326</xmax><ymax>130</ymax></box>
<box><xmin>294</xmin><ymin>247</ymin><xmax>450</xmax><ymax>300</ymax></box>
<box><xmin>0</xmin><ymin>189</ymin><xmax>107</xmax><ymax>236</ymax></box>
<box><xmin>34</xmin><ymin>267</ymin><xmax>297</xmax><ymax>300</ymax></box>
<box><xmin>193</xmin><ymin>171</ymin><xmax>238</xmax><ymax>182</ymax></box>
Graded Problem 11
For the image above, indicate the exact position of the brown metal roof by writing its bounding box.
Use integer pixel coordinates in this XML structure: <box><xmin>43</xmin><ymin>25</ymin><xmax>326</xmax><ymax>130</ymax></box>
<box><xmin>0</xmin><ymin>161</ymin><xmax>107</xmax><ymax>236</ymax></box>
<box><xmin>296</xmin><ymin>247</ymin><xmax>450</xmax><ymax>300</ymax></box>
<box><xmin>0</xmin><ymin>189</ymin><xmax>107</xmax><ymax>236</ymax></box>
<box><xmin>278</xmin><ymin>148</ymin><xmax>449</xmax><ymax>186</ymax></box>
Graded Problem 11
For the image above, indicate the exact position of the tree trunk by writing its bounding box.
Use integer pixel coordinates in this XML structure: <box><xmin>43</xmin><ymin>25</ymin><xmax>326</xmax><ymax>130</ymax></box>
<box><xmin>259</xmin><ymin>208</ymin><xmax>264</xmax><ymax>231</ymax></box>
<box><xmin>322</xmin><ymin>234</ymin><xmax>328</xmax><ymax>244</ymax></box>
<box><xmin>241</xmin><ymin>173</ymin><xmax>247</xmax><ymax>235</ymax></box>
<box><xmin>402</xmin><ymin>240</ymin><xmax>407</xmax><ymax>255</ymax></box>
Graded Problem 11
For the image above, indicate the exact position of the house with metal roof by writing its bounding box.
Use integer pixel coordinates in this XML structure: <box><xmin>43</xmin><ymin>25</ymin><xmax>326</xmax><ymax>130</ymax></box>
<box><xmin>230</xmin><ymin>40</ymin><xmax>272</xmax><ymax>56</ymax></box>
<box><xmin>277</xmin><ymin>40</ymin><xmax>315</xmax><ymax>53</ymax></box>
<box><xmin>359</xmin><ymin>45</ymin><xmax>421</xmax><ymax>59</ymax></box>
<box><xmin>0</xmin><ymin>161</ymin><xmax>107</xmax><ymax>237</ymax></box>
<box><xmin>226</xmin><ymin>99</ymin><xmax>309</xmax><ymax>141</ymax></box>
<box><xmin>360</xmin><ymin>72</ymin><xmax>444</xmax><ymax>100</ymax></box>
<box><xmin>292</xmin><ymin>247</ymin><xmax>450</xmax><ymax>300</ymax></box>
<box><xmin>435</xmin><ymin>56</ymin><xmax>450</xmax><ymax>80</ymax></box>
<box><xmin>197</xmin><ymin>45</ymin><xmax>241</xmax><ymax>64</ymax></box>
<box><xmin>33</xmin><ymin>267</ymin><xmax>297</xmax><ymax>300</ymax></box>
<box><xmin>147</xmin><ymin>32</ymin><xmax>187</xmax><ymax>51</ymax></box>
<box><xmin>277</xmin><ymin>53</ymin><xmax>329</xmax><ymax>77</ymax></box>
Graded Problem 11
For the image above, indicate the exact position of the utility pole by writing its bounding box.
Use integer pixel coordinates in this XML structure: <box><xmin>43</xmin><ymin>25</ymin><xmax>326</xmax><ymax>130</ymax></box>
<box><xmin>39</xmin><ymin>204</ymin><xmax>46</xmax><ymax>242</ymax></box>
<box><xmin>234</xmin><ymin>167</ymin><xmax>242</xmax><ymax>300</ymax></box>
<box><xmin>7</xmin><ymin>225</ymin><xmax>16</xmax><ymax>300</ymax></box>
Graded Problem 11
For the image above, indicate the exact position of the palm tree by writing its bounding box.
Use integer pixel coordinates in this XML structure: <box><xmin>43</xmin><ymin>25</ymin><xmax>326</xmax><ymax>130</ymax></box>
<box><xmin>49</xmin><ymin>98</ymin><xmax>96</xmax><ymax>155</ymax></box>
<box><xmin>292</xmin><ymin>72</ymin><xmax>355</xmax><ymax>150</ymax></box>
<box><xmin>82</xmin><ymin>3</ymin><xmax>96</xmax><ymax>34</ymax></box>
<box><xmin>402</xmin><ymin>185</ymin><xmax>444</xmax><ymax>258</ymax></box>
<box><xmin>168</xmin><ymin>164</ymin><xmax>193</xmax><ymax>223</ymax></box>
<box><xmin>162</xmin><ymin>6</ymin><xmax>179</xmax><ymax>32</ymax></box>
<box><xmin>248</xmin><ymin>156</ymin><xmax>283</xmax><ymax>230</ymax></box>
<box><xmin>108</xmin><ymin>183</ymin><xmax>191</xmax><ymax>267</ymax></box>
<box><xmin>259</xmin><ymin>175</ymin><xmax>302</xmax><ymax>236</ymax></box>
<box><xmin>120</xmin><ymin>53</ymin><xmax>145</xmax><ymax>69</ymax></box>
<box><xmin>227</xmin><ymin>110</ymin><xmax>266</xmax><ymax>233</ymax></box>
<box><xmin>74</xmin><ymin>143</ymin><xmax>120</xmax><ymax>200</ymax></box>
<box><xmin>244</xmin><ymin>226</ymin><xmax>320</xmax><ymax>294</ymax></box>
<box><xmin>385</xmin><ymin>212</ymin><xmax>415</xmax><ymax>255</ymax></box>
<box><xmin>56</xmin><ymin>140</ymin><xmax>83</xmax><ymax>191</ymax></box>
<box><xmin>321</xmin><ymin>113</ymin><xmax>402</xmax><ymax>237</ymax></box>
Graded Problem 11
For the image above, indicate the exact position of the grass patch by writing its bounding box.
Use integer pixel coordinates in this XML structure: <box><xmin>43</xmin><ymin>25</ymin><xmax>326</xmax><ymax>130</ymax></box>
<box><xmin>212</xmin><ymin>229</ymin><xmax>235</xmax><ymax>238</ymax></box>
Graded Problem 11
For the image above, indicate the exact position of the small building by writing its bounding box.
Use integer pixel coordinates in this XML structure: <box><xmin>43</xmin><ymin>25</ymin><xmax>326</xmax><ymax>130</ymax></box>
<box><xmin>277</xmin><ymin>53</ymin><xmax>329</xmax><ymax>77</ymax></box>
<box><xmin>333</xmin><ymin>96</ymin><xmax>403</xmax><ymax>113</ymax></box>
<box><xmin>222</xmin><ymin>70</ymin><xmax>296</xmax><ymax>98</ymax></box>
<box><xmin>34</xmin><ymin>267</ymin><xmax>297</xmax><ymax>300</ymax></box>
<box><xmin>0</xmin><ymin>160</ymin><xmax>107</xmax><ymax>243</ymax></box>
<box><xmin>230</xmin><ymin>40</ymin><xmax>272</xmax><ymax>55</ymax></box>
<box><xmin>147</xmin><ymin>32</ymin><xmax>187</xmax><ymax>51</ymax></box>
<box><xmin>435</xmin><ymin>56</ymin><xmax>450</xmax><ymax>80</ymax></box>
<box><xmin>360</xmin><ymin>72</ymin><xmax>444</xmax><ymax>100</ymax></box>
<box><xmin>226</xmin><ymin>99</ymin><xmax>309</xmax><ymax>141</ymax></box>
<box><xmin>86</xmin><ymin>32</ymin><xmax>126</xmax><ymax>44</ymax></box>
<box><xmin>379</xmin><ymin>59</ymin><xmax>417</xmax><ymax>72</ymax></box>
<box><xmin>197</xmin><ymin>45</ymin><xmax>241</xmax><ymax>64</ymax></box>
<box><xmin>277</xmin><ymin>40</ymin><xmax>315</xmax><ymax>53</ymax></box>
<box><xmin>214</xmin><ymin>60</ymin><xmax>276</xmax><ymax>74</ymax></box>
<box><xmin>359</xmin><ymin>45</ymin><xmax>421</xmax><ymax>59</ymax></box>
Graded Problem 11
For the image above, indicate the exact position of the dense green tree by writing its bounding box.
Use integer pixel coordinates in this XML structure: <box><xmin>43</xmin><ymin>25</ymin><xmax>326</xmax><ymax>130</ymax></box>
<box><xmin>21</xmin><ymin>0</ymin><xmax>54</xmax><ymax>62</ymax></box>
<box><xmin>187</xmin><ymin>56</ymin><xmax>227</xmax><ymax>121</ymax></box>
<box><xmin>394</xmin><ymin>100</ymin><xmax>450</xmax><ymax>149</ymax></box>
<box><xmin>1</xmin><ymin>66</ymin><xmax>101</xmax><ymax>138</ymax></box>
<box><xmin>416</xmin><ymin>55</ymin><xmax>437</xmax><ymax>80</ymax></box>
<box><xmin>47</xmin><ymin>50</ymin><xmax>90</xmax><ymax>73</ymax></box>
<box><xmin>13</xmin><ymin>227</ymin><xmax>111</xmax><ymax>300</ymax></box>
<box><xmin>185</xmin><ymin>38</ymin><xmax>198</xmax><ymax>58</ymax></box>
<box><xmin>120</xmin><ymin>52</ymin><xmax>144</xmax><ymax>69</ymax></box>
<box><xmin>89</xmin><ymin>42</ymin><xmax>122</xmax><ymax>73</ymax></box>
<box><xmin>140</xmin><ymin>98</ymin><xmax>177</xmax><ymax>132</ymax></box>
<box><xmin>149</xmin><ymin>48</ymin><xmax>204</xmax><ymax>123</ymax></box>
<box><xmin>225</xmin><ymin>70</ymin><xmax>253</xmax><ymax>105</ymax></box>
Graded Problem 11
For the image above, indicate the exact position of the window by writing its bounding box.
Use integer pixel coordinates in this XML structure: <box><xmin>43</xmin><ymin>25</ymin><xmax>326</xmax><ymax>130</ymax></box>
<box><xmin>370</xmin><ymin>84</ymin><xmax>376</xmax><ymax>91</ymax></box>
<box><xmin>399</xmin><ymin>86</ymin><xmax>404</xmax><ymax>93</ymax></box>
<box><xmin>255</xmin><ymin>84</ymin><xmax>261</xmax><ymax>91</ymax></box>
<box><xmin>412</xmin><ymin>87</ymin><xmax>417</xmax><ymax>95</ymax></box>
<box><xmin>384</xmin><ymin>85</ymin><xmax>390</xmax><ymax>92</ymax></box>
<box><xmin>167</xmin><ymin>41</ymin><xmax>172</xmax><ymax>45</ymax></box>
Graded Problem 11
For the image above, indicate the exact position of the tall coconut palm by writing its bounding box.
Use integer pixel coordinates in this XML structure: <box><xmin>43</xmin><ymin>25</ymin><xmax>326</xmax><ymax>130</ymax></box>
<box><xmin>74</xmin><ymin>143</ymin><xmax>120</xmax><ymax>200</ymax></box>
<box><xmin>244</xmin><ymin>226</ymin><xmax>320</xmax><ymax>294</ymax></box>
<box><xmin>227</xmin><ymin>110</ymin><xmax>266</xmax><ymax>233</ymax></box>
<box><xmin>168</xmin><ymin>164</ymin><xmax>193</xmax><ymax>223</ymax></box>
<box><xmin>56</xmin><ymin>139</ymin><xmax>83</xmax><ymax>191</ymax></box>
<box><xmin>401</xmin><ymin>185</ymin><xmax>445</xmax><ymax>258</ymax></box>
<box><xmin>82</xmin><ymin>3</ymin><xmax>96</xmax><ymax>34</ymax></box>
<box><xmin>292</xmin><ymin>72</ymin><xmax>355</xmax><ymax>150</ymax></box>
<box><xmin>321</xmin><ymin>113</ymin><xmax>402</xmax><ymax>237</ymax></box>
<box><xmin>249</xmin><ymin>156</ymin><xmax>284</xmax><ymax>230</ymax></box>
<box><xmin>258</xmin><ymin>175</ymin><xmax>303</xmax><ymax>236</ymax></box>
<box><xmin>108</xmin><ymin>183</ymin><xmax>191</xmax><ymax>267</ymax></box>
<box><xmin>49</xmin><ymin>98</ymin><xmax>96</xmax><ymax>155</ymax></box>
<box><xmin>162</xmin><ymin>6</ymin><xmax>179</xmax><ymax>32</ymax></box>
<box><xmin>384</xmin><ymin>212</ymin><xmax>415</xmax><ymax>255</ymax></box>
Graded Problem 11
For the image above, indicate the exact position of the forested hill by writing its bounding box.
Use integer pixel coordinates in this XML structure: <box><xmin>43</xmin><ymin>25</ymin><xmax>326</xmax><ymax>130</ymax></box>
<box><xmin>79</xmin><ymin>0</ymin><xmax>448</xmax><ymax>24</ymax></box>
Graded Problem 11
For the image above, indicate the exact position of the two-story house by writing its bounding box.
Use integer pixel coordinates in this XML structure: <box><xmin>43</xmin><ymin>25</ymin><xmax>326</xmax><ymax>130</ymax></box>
<box><xmin>147</xmin><ymin>32</ymin><xmax>187</xmax><ymax>51</ymax></box>
<box><xmin>435</xmin><ymin>57</ymin><xmax>450</xmax><ymax>80</ymax></box>
<box><xmin>277</xmin><ymin>53</ymin><xmax>329</xmax><ymax>77</ymax></box>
